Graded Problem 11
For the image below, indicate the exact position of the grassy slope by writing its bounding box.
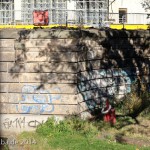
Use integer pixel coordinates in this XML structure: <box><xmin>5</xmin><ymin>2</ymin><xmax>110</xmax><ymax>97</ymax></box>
<box><xmin>17</xmin><ymin>132</ymin><xmax>140</xmax><ymax>150</ymax></box>
<box><xmin>14</xmin><ymin>116</ymin><xmax>150</xmax><ymax>150</ymax></box>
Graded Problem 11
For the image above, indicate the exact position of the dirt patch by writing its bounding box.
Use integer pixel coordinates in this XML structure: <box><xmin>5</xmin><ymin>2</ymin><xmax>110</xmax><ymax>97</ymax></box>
<box><xmin>116</xmin><ymin>135</ymin><xmax>150</xmax><ymax>147</ymax></box>
<box><xmin>97</xmin><ymin>117</ymin><xmax>150</xmax><ymax>147</ymax></box>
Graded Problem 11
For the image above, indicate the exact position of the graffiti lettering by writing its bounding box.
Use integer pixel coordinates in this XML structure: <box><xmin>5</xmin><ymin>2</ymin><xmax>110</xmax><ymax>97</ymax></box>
<box><xmin>16</xmin><ymin>85</ymin><xmax>62</xmax><ymax>114</ymax></box>
<box><xmin>78</xmin><ymin>68</ymin><xmax>135</xmax><ymax>110</ymax></box>
<box><xmin>28</xmin><ymin>120</ymin><xmax>44</xmax><ymax>128</ymax></box>
<box><xmin>2</xmin><ymin>117</ymin><xmax>45</xmax><ymax>129</ymax></box>
<box><xmin>3</xmin><ymin>117</ymin><xmax>25</xmax><ymax>129</ymax></box>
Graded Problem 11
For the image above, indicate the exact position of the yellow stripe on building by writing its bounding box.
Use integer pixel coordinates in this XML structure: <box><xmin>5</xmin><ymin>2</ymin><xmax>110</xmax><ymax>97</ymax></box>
<box><xmin>0</xmin><ymin>24</ymin><xmax>149</xmax><ymax>30</ymax></box>
<box><xmin>0</xmin><ymin>24</ymin><xmax>91</xmax><ymax>29</ymax></box>
<box><xmin>110</xmin><ymin>24</ymin><xmax>149</xmax><ymax>30</ymax></box>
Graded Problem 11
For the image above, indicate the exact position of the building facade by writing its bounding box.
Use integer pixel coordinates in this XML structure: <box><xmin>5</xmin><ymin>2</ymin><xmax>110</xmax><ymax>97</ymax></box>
<box><xmin>0</xmin><ymin>0</ymin><xmax>109</xmax><ymax>27</ymax></box>
<box><xmin>109</xmin><ymin>0</ymin><xmax>150</xmax><ymax>24</ymax></box>
<box><xmin>0</xmin><ymin>0</ymin><xmax>149</xmax><ymax>26</ymax></box>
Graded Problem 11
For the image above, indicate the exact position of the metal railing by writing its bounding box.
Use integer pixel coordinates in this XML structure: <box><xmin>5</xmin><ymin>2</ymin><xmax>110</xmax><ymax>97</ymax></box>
<box><xmin>109</xmin><ymin>13</ymin><xmax>150</xmax><ymax>25</ymax></box>
<box><xmin>0</xmin><ymin>0</ymin><xmax>149</xmax><ymax>27</ymax></box>
<box><xmin>0</xmin><ymin>9</ymin><xmax>109</xmax><ymax>27</ymax></box>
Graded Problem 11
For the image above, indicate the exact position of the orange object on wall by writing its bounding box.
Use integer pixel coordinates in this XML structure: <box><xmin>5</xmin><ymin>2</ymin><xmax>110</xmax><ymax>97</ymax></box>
<box><xmin>33</xmin><ymin>10</ymin><xmax>49</xmax><ymax>26</ymax></box>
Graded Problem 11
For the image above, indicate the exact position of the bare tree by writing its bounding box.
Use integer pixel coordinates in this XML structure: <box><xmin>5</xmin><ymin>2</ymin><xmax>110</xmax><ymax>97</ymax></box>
<box><xmin>142</xmin><ymin>0</ymin><xmax>150</xmax><ymax>18</ymax></box>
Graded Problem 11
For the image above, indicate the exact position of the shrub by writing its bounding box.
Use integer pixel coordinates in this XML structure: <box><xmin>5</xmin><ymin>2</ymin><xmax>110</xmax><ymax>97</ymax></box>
<box><xmin>36</xmin><ymin>117</ymin><xmax>56</xmax><ymax>136</ymax></box>
<box><xmin>116</xmin><ymin>82</ymin><xmax>150</xmax><ymax>118</ymax></box>
<box><xmin>36</xmin><ymin>115</ymin><xmax>99</xmax><ymax>137</ymax></box>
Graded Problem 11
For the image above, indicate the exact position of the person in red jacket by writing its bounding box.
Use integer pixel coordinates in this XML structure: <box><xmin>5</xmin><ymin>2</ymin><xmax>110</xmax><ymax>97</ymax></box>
<box><xmin>101</xmin><ymin>99</ymin><xmax>116</xmax><ymax>125</ymax></box>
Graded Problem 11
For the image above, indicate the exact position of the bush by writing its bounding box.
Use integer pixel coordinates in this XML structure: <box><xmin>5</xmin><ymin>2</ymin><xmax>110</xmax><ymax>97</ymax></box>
<box><xmin>36</xmin><ymin>115</ymin><xmax>99</xmax><ymax>137</ymax></box>
<box><xmin>116</xmin><ymin>82</ymin><xmax>150</xmax><ymax>118</ymax></box>
<box><xmin>36</xmin><ymin>117</ymin><xmax>56</xmax><ymax>136</ymax></box>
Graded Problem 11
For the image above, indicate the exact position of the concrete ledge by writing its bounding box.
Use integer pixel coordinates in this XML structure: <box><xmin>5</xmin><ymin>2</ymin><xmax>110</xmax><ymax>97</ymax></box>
<box><xmin>0</xmin><ymin>29</ymin><xmax>149</xmax><ymax>39</ymax></box>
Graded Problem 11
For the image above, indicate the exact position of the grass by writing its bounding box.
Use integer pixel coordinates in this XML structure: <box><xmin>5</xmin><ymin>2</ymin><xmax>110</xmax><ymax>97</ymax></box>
<box><xmin>14</xmin><ymin>116</ymin><xmax>150</xmax><ymax>150</ymax></box>
<box><xmin>17</xmin><ymin>131</ymin><xmax>142</xmax><ymax>150</ymax></box>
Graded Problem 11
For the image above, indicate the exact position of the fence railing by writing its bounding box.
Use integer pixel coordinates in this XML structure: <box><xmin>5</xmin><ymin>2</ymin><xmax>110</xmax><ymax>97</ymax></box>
<box><xmin>0</xmin><ymin>9</ymin><xmax>108</xmax><ymax>27</ymax></box>
<box><xmin>109</xmin><ymin>13</ymin><xmax>150</xmax><ymax>25</ymax></box>
<box><xmin>0</xmin><ymin>10</ymin><xmax>150</xmax><ymax>27</ymax></box>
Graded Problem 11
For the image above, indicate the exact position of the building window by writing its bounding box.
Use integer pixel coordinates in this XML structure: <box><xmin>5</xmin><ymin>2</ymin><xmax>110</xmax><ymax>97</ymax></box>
<box><xmin>119</xmin><ymin>8</ymin><xmax>127</xmax><ymax>23</ymax></box>
<box><xmin>76</xmin><ymin>0</ymin><xmax>108</xmax><ymax>26</ymax></box>
<box><xmin>0</xmin><ymin>0</ymin><xmax>14</xmax><ymax>24</ymax></box>
<box><xmin>21</xmin><ymin>0</ymin><xmax>66</xmax><ymax>25</ymax></box>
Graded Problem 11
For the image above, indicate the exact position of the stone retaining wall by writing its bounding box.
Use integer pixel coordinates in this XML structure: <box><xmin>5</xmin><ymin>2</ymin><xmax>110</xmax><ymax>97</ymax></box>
<box><xmin>0</xmin><ymin>29</ymin><xmax>149</xmax><ymax>136</ymax></box>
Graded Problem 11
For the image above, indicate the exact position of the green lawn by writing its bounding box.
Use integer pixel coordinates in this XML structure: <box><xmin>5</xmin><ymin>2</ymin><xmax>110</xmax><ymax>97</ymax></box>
<box><xmin>16</xmin><ymin>131</ymin><xmax>150</xmax><ymax>150</ymax></box>
<box><xmin>15</xmin><ymin>116</ymin><xmax>150</xmax><ymax>150</ymax></box>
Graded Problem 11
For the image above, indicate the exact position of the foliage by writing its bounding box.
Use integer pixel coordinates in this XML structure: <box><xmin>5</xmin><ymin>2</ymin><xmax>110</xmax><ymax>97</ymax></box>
<box><xmin>36</xmin><ymin>117</ymin><xmax>56</xmax><ymax>136</ymax></box>
<box><xmin>36</xmin><ymin>115</ymin><xmax>98</xmax><ymax>137</ymax></box>
<box><xmin>17</xmin><ymin>131</ymin><xmax>144</xmax><ymax>150</ymax></box>
<box><xmin>115</xmin><ymin>82</ymin><xmax>150</xmax><ymax>118</ymax></box>
<box><xmin>142</xmin><ymin>0</ymin><xmax>150</xmax><ymax>18</ymax></box>
<box><xmin>16</xmin><ymin>115</ymin><xmax>150</xmax><ymax>150</ymax></box>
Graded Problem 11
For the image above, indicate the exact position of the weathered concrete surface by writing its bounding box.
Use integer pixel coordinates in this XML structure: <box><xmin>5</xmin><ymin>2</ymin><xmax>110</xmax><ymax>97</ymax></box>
<box><xmin>0</xmin><ymin>114</ymin><xmax>64</xmax><ymax>136</ymax></box>
<box><xmin>0</xmin><ymin>83</ymin><xmax>76</xmax><ymax>94</ymax></box>
<box><xmin>0</xmin><ymin>103</ymin><xmax>78</xmax><ymax>114</ymax></box>
<box><xmin>0</xmin><ymin>92</ymin><xmax>78</xmax><ymax>104</ymax></box>
<box><xmin>0</xmin><ymin>28</ymin><xmax>149</xmax><ymax>136</ymax></box>
<box><xmin>0</xmin><ymin>28</ymin><xmax>149</xmax><ymax>39</ymax></box>
<box><xmin>0</xmin><ymin>29</ymin><xmax>80</xmax><ymax>136</ymax></box>
<box><xmin>8</xmin><ymin>62</ymin><xmax>78</xmax><ymax>73</ymax></box>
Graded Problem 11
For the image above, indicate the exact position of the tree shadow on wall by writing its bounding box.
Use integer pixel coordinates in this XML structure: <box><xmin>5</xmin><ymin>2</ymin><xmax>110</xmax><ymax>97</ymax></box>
<box><xmin>8</xmin><ymin>28</ymin><xmax>150</xmax><ymax>119</ymax></box>
<box><xmin>8</xmin><ymin>28</ymin><xmax>83</xmax><ymax>115</ymax></box>
<box><xmin>10</xmin><ymin>28</ymin><xmax>101</xmax><ymax>91</ymax></box>
<box><xmin>10</xmin><ymin>29</ymin><xmax>80</xmax><ymax>88</ymax></box>
<box><xmin>77</xmin><ymin>28</ymin><xmax>150</xmax><ymax>120</ymax></box>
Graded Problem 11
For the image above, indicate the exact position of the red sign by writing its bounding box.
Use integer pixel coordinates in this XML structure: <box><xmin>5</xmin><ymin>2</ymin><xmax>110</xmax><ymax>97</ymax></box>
<box><xmin>33</xmin><ymin>10</ymin><xmax>49</xmax><ymax>26</ymax></box>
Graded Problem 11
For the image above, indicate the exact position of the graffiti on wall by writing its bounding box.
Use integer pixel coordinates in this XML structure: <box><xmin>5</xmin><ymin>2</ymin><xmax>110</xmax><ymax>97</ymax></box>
<box><xmin>2</xmin><ymin>117</ymin><xmax>45</xmax><ymax>129</ymax></box>
<box><xmin>78</xmin><ymin>68</ymin><xmax>135</xmax><ymax>111</ymax></box>
<box><xmin>16</xmin><ymin>85</ymin><xmax>62</xmax><ymax>114</ymax></box>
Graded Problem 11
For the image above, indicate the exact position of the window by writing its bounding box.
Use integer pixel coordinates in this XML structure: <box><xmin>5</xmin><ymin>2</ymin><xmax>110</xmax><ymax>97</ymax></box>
<box><xmin>119</xmin><ymin>8</ymin><xmax>127</xmax><ymax>23</ymax></box>
<box><xmin>21</xmin><ymin>0</ymin><xmax>66</xmax><ymax>24</ymax></box>
<box><xmin>0</xmin><ymin>0</ymin><xmax>14</xmax><ymax>24</ymax></box>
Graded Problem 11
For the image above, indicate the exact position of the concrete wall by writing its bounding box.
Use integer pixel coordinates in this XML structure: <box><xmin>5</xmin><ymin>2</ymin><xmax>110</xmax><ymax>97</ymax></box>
<box><xmin>77</xmin><ymin>29</ymin><xmax>150</xmax><ymax>115</ymax></box>
<box><xmin>0</xmin><ymin>29</ymin><xmax>149</xmax><ymax>136</ymax></box>
<box><xmin>0</xmin><ymin>29</ymin><xmax>79</xmax><ymax>136</ymax></box>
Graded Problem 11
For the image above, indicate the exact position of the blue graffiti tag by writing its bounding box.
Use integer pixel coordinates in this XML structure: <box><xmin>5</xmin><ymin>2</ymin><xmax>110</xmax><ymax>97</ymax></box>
<box><xmin>16</xmin><ymin>85</ymin><xmax>61</xmax><ymax>114</ymax></box>
<box><xmin>78</xmin><ymin>68</ymin><xmax>134</xmax><ymax>110</ymax></box>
